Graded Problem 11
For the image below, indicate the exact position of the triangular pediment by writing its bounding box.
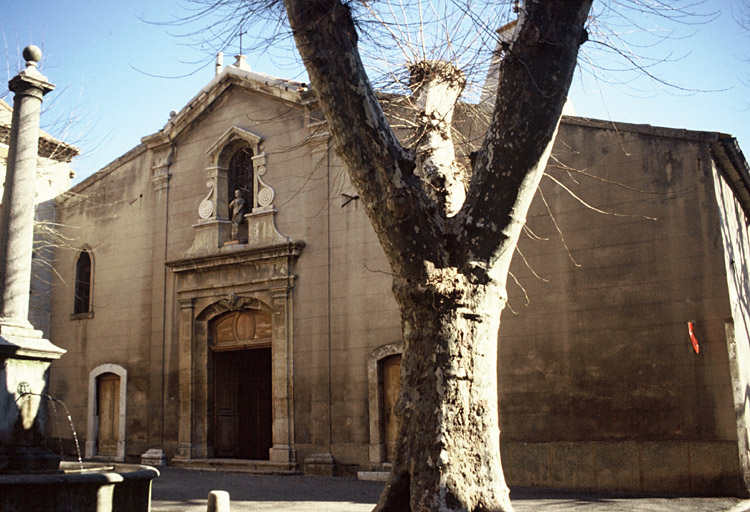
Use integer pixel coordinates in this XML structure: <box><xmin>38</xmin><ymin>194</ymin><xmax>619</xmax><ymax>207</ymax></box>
<box><xmin>142</xmin><ymin>65</ymin><xmax>314</xmax><ymax>150</ymax></box>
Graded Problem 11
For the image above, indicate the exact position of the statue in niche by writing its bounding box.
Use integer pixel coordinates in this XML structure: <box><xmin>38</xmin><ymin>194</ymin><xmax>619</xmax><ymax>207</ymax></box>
<box><xmin>228</xmin><ymin>189</ymin><xmax>246</xmax><ymax>241</ymax></box>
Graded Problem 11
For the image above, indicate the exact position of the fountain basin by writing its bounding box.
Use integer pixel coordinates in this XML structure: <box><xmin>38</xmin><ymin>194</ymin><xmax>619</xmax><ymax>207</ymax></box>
<box><xmin>0</xmin><ymin>462</ymin><xmax>159</xmax><ymax>512</ymax></box>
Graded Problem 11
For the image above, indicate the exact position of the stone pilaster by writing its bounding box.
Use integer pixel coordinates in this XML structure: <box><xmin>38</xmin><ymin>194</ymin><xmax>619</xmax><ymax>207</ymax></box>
<box><xmin>175</xmin><ymin>298</ymin><xmax>194</xmax><ymax>460</ymax></box>
<box><xmin>205</xmin><ymin>166</ymin><xmax>229</xmax><ymax>220</ymax></box>
<box><xmin>306</xmin><ymin>135</ymin><xmax>334</xmax><ymax>461</ymax></box>
<box><xmin>185</xmin><ymin>166</ymin><xmax>232</xmax><ymax>255</ymax></box>
<box><xmin>268</xmin><ymin>286</ymin><xmax>296</xmax><ymax>464</ymax></box>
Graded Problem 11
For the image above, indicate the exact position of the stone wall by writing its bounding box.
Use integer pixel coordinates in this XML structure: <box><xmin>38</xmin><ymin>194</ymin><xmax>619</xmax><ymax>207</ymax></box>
<box><xmin>48</xmin><ymin>146</ymin><xmax>155</xmax><ymax>460</ymax></box>
<box><xmin>712</xmin><ymin>159</ymin><xmax>750</xmax><ymax>493</ymax></box>
<box><xmin>498</xmin><ymin>119</ymin><xmax>742</xmax><ymax>494</ymax></box>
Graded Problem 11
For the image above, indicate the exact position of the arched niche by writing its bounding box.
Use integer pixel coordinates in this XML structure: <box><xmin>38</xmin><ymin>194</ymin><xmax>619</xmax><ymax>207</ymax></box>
<box><xmin>188</xmin><ymin>126</ymin><xmax>282</xmax><ymax>254</ymax></box>
<box><xmin>221</xmin><ymin>142</ymin><xmax>254</xmax><ymax>217</ymax></box>
<box><xmin>207</xmin><ymin>126</ymin><xmax>263</xmax><ymax>168</ymax></box>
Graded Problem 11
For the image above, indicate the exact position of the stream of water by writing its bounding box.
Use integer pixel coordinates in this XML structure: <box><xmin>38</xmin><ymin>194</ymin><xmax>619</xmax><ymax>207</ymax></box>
<box><xmin>16</xmin><ymin>392</ymin><xmax>83</xmax><ymax>470</ymax></box>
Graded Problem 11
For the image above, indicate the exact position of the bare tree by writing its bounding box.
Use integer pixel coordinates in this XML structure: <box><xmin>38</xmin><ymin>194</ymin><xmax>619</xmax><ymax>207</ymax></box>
<box><xmin>739</xmin><ymin>1</ymin><xmax>750</xmax><ymax>32</ymax></box>
<box><xmin>283</xmin><ymin>3</ymin><xmax>590</xmax><ymax>510</ymax></box>
<box><xmin>161</xmin><ymin>0</ymin><xmax>716</xmax><ymax>510</ymax></box>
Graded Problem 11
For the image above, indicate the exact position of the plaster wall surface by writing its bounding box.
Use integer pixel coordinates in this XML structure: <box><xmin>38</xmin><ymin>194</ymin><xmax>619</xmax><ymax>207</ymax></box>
<box><xmin>498</xmin><ymin>120</ymin><xmax>740</xmax><ymax>494</ymax></box>
<box><xmin>49</xmin><ymin>149</ymin><xmax>156</xmax><ymax>457</ymax></box>
<box><xmin>712</xmin><ymin>161</ymin><xmax>750</xmax><ymax>493</ymax></box>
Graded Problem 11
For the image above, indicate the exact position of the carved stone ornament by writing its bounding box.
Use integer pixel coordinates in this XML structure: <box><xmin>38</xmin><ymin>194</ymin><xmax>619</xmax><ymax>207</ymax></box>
<box><xmin>256</xmin><ymin>175</ymin><xmax>275</xmax><ymax>208</ymax></box>
<box><xmin>198</xmin><ymin>182</ymin><xmax>215</xmax><ymax>219</ymax></box>
<box><xmin>227</xmin><ymin>293</ymin><xmax>243</xmax><ymax>311</ymax></box>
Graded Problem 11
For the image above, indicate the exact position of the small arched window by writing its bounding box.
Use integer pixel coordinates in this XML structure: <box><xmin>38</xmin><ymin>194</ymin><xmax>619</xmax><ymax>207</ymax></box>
<box><xmin>74</xmin><ymin>249</ymin><xmax>92</xmax><ymax>315</ymax></box>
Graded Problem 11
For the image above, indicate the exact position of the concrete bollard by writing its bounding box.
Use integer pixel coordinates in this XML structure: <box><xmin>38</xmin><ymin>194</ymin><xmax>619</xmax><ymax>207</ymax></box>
<box><xmin>207</xmin><ymin>490</ymin><xmax>231</xmax><ymax>512</ymax></box>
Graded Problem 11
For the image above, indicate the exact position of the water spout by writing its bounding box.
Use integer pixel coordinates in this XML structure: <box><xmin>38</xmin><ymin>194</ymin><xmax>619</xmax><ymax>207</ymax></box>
<box><xmin>17</xmin><ymin>392</ymin><xmax>83</xmax><ymax>470</ymax></box>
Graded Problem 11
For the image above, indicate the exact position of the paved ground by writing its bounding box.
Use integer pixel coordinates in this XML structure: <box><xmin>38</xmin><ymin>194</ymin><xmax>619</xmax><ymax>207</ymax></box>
<box><xmin>151</xmin><ymin>467</ymin><xmax>750</xmax><ymax>511</ymax></box>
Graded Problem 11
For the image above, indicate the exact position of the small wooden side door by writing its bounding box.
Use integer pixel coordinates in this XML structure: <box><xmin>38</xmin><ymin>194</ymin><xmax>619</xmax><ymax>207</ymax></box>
<box><xmin>97</xmin><ymin>373</ymin><xmax>120</xmax><ymax>456</ymax></box>
<box><xmin>382</xmin><ymin>354</ymin><xmax>401</xmax><ymax>462</ymax></box>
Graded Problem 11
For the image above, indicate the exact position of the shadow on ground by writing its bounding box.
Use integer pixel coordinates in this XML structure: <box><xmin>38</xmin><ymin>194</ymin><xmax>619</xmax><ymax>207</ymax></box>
<box><xmin>152</xmin><ymin>467</ymin><xmax>383</xmax><ymax>511</ymax></box>
<box><xmin>151</xmin><ymin>468</ymin><xmax>748</xmax><ymax>512</ymax></box>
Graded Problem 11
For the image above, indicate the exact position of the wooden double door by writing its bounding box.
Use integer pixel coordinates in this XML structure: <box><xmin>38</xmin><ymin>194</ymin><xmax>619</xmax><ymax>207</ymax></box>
<box><xmin>213</xmin><ymin>348</ymin><xmax>272</xmax><ymax>460</ymax></box>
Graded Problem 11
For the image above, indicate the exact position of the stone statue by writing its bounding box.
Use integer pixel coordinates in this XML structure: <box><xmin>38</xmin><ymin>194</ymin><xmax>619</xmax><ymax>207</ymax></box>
<box><xmin>228</xmin><ymin>189</ymin><xmax>246</xmax><ymax>241</ymax></box>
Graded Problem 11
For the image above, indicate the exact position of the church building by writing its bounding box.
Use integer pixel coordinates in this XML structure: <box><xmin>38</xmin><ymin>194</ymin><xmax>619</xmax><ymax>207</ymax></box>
<box><xmin>43</xmin><ymin>54</ymin><xmax>750</xmax><ymax>496</ymax></box>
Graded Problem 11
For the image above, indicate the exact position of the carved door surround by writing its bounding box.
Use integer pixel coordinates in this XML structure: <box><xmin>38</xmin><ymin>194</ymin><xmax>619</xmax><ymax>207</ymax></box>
<box><xmin>168</xmin><ymin>240</ymin><xmax>303</xmax><ymax>466</ymax></box>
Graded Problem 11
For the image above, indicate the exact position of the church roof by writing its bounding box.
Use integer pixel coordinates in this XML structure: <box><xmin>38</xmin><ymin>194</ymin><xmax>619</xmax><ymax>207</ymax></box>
<box><xmin>562</xmin><ymin>116</ymin><xmax>750</xmax><ymax>217</ymax></box>
<box><xmin>141</xmin><ymin>59</ymin><xmax>315</xmax><ymax>150</ymax></box>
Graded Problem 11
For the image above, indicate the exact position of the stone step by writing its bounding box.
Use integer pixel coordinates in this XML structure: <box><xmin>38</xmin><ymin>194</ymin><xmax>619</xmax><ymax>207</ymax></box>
<box><xmin>170</xmin><ymin>458</ymin><xmax>299</xmax><ymax>475</ymax></box>
<box><xmin>357</xmin><ymin>471</ymin><xmax>389</xmax><ymax>482</ymax></box>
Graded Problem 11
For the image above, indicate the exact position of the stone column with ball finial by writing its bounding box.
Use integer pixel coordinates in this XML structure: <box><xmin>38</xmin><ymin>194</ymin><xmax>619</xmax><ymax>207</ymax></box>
<box><xmin>0</xmin><ymin>45</ymin><xmax>66</xmax><ymax>473</ymax></box>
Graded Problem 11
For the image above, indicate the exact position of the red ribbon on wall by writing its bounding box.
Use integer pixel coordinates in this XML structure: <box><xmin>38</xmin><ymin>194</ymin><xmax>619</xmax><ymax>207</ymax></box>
<box><xmin>687</xmin><ymin>322</ymin><xmax>700</xmax><ymax>354</ymax></box>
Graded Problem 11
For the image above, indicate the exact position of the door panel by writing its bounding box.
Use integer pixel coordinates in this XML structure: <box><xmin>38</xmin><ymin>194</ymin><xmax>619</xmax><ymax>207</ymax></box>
<box><xmin>214</xmin><ymin>352</ymin><xmax>239</xmax><ymax>457</ymax></box>
<box><xmin>97</xmin><ymin>373</ymin><xmax>119</xmax><ymax>456</ymax></box>
<box><xmin>213</xmin><ymin>348</ymin><xmax>272</xmax><ymax>459</ymax></box>
<box><xmin>238</xmin><ymin>348</ymin><xmax>272</xmax><ymax>460</ymax></box>
<box><xmin>382</xmin><ymin>355</ymin><xmax>401</xmax><ymax>462</ymax></box>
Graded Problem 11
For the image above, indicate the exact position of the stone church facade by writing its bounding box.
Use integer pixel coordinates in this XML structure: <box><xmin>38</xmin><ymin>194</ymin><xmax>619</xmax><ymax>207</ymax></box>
<box><xmin>43</xmin><ymin>57</ymin><xmax>750</xmax><ymax>496</ymax></box>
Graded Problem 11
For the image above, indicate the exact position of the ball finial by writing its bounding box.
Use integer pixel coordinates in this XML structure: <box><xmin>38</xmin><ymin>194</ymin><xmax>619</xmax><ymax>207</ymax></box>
<box><xmin>23</xmin><ymin>45</ymin><xmax>42</xmax><ymax>64</ymax></box>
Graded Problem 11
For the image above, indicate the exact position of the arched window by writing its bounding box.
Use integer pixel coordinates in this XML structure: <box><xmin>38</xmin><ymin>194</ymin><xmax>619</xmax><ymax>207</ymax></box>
<box><xmin>74</xmin><ymin>249</ymin><xmax>92</xmax><ymax>315</ymax></box>
<box><xmin>227</xmin><ymin>145</ymin><xmax>254</xmax><ymax>212</ymax></box>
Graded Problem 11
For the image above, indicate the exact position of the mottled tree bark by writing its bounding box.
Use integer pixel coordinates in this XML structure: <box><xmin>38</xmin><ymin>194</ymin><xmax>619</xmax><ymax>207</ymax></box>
<box><xmin>283</xmin><ymin>1</ymin><xmax>592</xmax><ymax>510</ymax></box>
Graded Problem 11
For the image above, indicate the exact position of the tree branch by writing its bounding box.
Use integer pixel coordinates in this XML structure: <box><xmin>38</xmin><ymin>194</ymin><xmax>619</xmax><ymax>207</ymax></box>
<box><xmin>457</xmin><ymin>0</ymin><xmax>592</xmax><ymax>276</ymax></box>
<box><xmin>284</xmin><ymin>0</ymin><xmax>446</xmax><ymax>275</ymax></box>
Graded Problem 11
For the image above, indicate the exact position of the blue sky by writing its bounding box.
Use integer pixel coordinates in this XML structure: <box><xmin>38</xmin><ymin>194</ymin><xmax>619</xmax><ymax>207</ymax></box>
<box><xmin>3</xmin><ymin>1</ymin><xmax>748</xmax><ymax>182</ymax></box>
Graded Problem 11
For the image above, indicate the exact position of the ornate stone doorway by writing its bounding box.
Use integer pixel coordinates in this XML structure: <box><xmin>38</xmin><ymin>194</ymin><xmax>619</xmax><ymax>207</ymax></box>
<box><xmin>167</xmin><ymin>177</ymin><xmax>303</xmax><ymax>466</ymax></box>
<box><xmin>210</xmin><ymin>309</ymin><xmax>273</xmax><ymax>459</ymax></box>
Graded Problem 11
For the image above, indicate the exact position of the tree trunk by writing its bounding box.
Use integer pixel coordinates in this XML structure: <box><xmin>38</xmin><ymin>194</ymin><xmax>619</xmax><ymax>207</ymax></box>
<box><xmin>376</xmin><ymin>271</ymin><xmax>510</xmax><ymax>512</ymax></box>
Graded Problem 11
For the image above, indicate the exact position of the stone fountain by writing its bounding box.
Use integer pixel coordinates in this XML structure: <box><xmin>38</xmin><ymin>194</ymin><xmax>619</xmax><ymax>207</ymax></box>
<box><xmin>0</xmin><ymin>46</ymin><xmax>158</xmax><ymax>511</ymax></box>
